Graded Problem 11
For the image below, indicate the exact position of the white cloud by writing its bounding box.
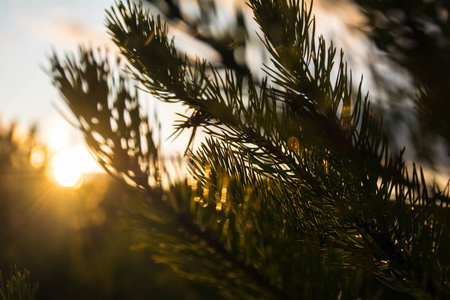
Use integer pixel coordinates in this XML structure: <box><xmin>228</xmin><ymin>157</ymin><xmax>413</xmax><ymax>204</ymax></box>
<box><xmin>15</xmin><ymin>6</ymin><xmax>118</xmax><ymax>52</ymax></box>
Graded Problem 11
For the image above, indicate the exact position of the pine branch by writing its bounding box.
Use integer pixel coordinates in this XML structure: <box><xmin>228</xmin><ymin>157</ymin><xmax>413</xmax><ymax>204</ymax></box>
<box><xmin>143</xmin><ymin>0</ymin><xmax>252</xmax><ymax>75</ymax></box>
<box><xmin>49</xmin><ymin>0</ymin><xmax>450</xmax><ymax>298</ymax></box>
<box><xmin>247</xmin><ymin>1</ymin><xmax>450</xmax><ymax>296</ymax></box>
<box><xmin>104</xmin><ymin>0</ymin><xmax>450</xmax><ymax>297</ymax></box>
<box><xmin>48</xmin><ymin>48</ymin><xmax>299</xmax><ymax>299</ymax></box>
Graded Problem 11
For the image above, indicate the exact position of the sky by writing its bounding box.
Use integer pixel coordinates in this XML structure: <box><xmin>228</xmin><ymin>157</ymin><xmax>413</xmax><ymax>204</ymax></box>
<box><xmin>0</xmin><ymin>0</ymin><xmax>413</xmax><ymax>169</ymax></box>
<box><xmin>0</xmin><ymin>0</ymin><xmax>116</xmax><ymax>147</ymax></box>
<box><xmin>4</xmin><ymin>3</ymin><xmax>351</xmax><ymax>115</ymax></box>
<box><xmin>0</xmin><ymin>0</ymin><xmax>197</xmax><ymax>159</ymax></box>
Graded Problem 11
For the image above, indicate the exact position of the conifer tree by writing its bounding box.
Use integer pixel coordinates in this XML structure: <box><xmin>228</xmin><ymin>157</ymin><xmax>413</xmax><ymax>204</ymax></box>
<box><xmin>49</xmin><ymin>0</ymin><xmax>450</xmax><ymax>299</ymax></box>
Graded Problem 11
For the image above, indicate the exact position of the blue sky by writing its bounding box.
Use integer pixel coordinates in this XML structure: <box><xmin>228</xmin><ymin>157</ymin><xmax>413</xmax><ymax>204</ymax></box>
<box><xmin>0</xmin><ymin>0</ymin><xmax>116</xmax><ymax>147</ymax></box>
<box><xmin>0</xmin><ymin>0</ymin><xmax>113</xmax><ymax>119</ymax></box>
<box><xmin>0</xmin><ymin>0</ymin><xmax>206</xmax><ymax>156</ymax></box>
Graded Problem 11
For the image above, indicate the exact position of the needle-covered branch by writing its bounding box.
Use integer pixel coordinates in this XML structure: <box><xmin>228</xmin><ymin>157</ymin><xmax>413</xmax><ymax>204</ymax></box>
<box><xmin>49</xmin><ymin>0</ymin><xmax>450</xmax><ymax>299</ymax></box>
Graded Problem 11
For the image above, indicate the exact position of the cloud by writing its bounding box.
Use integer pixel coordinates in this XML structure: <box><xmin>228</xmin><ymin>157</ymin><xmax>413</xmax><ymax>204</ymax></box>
<box><xmin>16</xmin><ymin>7</ymin><xmax>118</xmax><ymax>52</ymax></box>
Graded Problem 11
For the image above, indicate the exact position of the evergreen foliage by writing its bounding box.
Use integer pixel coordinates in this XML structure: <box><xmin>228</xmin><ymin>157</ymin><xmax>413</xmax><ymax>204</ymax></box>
<box><xmin>0</xmin><ymin>266</ymin><xmax>38</xmax><ymax>300</ymax></box>
<box><xmin>49</xmin><ymin>0</ymin><xmax>450</xmax><ymax>299</ymax></box>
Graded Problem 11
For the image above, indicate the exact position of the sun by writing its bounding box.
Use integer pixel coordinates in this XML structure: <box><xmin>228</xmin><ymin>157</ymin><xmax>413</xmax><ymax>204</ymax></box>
<box><xmin>50</xmin><ymin>151</ymin><xmax>83</xmax><ymax>187</ymax></box>
<box><xmin>49</xmin><ymin>146</ymin><xmax>103</xmax><ymax>187</ymax></box>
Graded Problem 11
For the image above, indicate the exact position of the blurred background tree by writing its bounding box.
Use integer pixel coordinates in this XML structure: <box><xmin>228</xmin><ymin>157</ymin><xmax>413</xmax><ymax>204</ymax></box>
<box><xmin>339</xmin><ymin>0</ymin><xmax>450</xmax><ymax>172</ymax></box>
<box><xmin>356</xmin><ymin>0</ymin><xmax>450</xmax><ymax>154</ymax></box>
<box><xmin>0</xmin><ymin>122</ymin><xmax>46</xmax><ymax>171</ymax></box>
<box><xmin>0</xmin><ymin>120</ymin><xmax>219</xmax><ymax>299</ymax></box>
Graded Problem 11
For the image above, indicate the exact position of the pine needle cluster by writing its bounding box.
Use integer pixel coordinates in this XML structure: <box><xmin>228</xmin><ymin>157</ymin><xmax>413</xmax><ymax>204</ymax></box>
<box><xmin>49</xmin><ymin>0</ymin><xmax>450</xmax><ymax>299</ymax></box>
<box><xmin>0</xmin><ymin>266</ymin><xmax>38</xmax><ymax>300</ymax></box>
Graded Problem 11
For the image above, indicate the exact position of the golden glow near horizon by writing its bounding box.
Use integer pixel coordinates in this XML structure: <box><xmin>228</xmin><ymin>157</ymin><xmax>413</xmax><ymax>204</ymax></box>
<box><xmin>49</xmin><ymin>146</ymin><xmax>103</xmax><ymax>188</ymax></box>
